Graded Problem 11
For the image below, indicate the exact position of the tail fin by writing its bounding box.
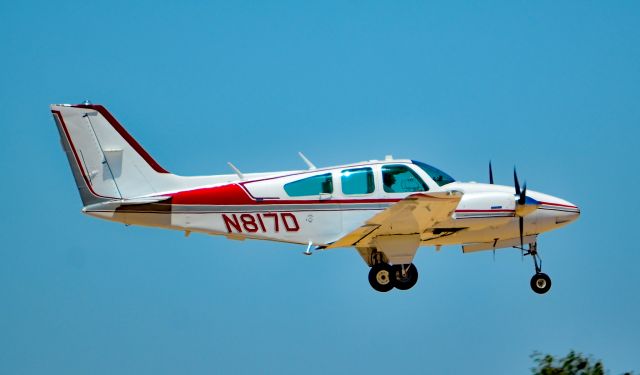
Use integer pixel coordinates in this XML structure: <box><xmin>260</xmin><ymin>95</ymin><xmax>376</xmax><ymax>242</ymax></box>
<box><xmin>51</xmin><ymin>103</ymin><xmax>171</xmax><ymax>206</ymax></box>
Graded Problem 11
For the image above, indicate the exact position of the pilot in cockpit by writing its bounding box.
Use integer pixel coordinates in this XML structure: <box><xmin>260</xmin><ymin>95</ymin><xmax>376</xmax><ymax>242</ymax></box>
<box><xmin>383</xmin><ymin>172</ymin><xmax>396</xmax><ymax>192</ymax></box>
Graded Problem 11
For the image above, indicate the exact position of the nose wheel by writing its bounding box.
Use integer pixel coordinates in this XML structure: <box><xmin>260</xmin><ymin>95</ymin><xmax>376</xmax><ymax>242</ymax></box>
<box><xmin>525</xmin><ymin>242</ymin><xmax>552</xmax><ymax>294</ymax></box>
<box><xmin>530</xmin><ymin>272</ymin><xmax>551</xmax><ymax>294</ymax></box>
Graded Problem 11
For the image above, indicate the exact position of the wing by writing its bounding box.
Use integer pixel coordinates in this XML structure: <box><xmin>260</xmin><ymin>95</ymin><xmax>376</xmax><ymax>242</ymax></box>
<box><xmin>462</xmin><ymin>234</ymin><xmax>538</xmax><ymax>253</ymax></box>
<box><xmin>325</xmin><ymin>191</ymin><xmax>463</xmax><ymax>249</ymax></box>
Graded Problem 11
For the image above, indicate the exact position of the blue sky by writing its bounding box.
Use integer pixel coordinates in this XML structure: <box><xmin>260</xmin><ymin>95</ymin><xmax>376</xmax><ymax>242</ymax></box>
<box><xmin>1</xmin><ymin>1</ymin><xmax>639</xmax><ymax>373</ymax></box>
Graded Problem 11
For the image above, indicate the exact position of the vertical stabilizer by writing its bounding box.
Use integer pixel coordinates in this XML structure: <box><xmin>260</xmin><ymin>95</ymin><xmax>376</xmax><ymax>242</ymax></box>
<box><xmin>51</xmin><ymin>104</ymin><xmax>170</xmax><ymax>206</ymax></box>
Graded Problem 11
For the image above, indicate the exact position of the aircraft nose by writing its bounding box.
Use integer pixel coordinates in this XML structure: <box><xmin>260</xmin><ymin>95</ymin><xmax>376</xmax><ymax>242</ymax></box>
<box><xmin>542</xmin><ymin>198</ymin><xmax>580</xmax><ymax>225</ymax></box>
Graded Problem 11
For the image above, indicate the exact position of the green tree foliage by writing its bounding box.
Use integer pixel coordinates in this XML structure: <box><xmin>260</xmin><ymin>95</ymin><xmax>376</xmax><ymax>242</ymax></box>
<box><xmin>531</xmin><ymin>351</ymin><xmax>632</xmax><ymax>375</ymax></box>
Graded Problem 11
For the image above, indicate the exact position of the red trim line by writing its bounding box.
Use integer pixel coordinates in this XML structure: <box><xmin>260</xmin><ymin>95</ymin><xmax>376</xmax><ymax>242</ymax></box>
<box><xmin>257</xmin><ymin>198</ymin><xmax>400</xmax><ymax>205</ymax></box>
<box><xmin>408</xmin><ymin>193</ymin><xmax>459</xmax><ymax>199</ymax></box>
<box><xmin>72</xmin><ymin>104</ymin><xmax>169</xmax><ymax>173</ymax></box>
<box><xmin>172</xmin><ymin>184</ymin><xmax>255</xmax><ymax>205</ymax></box>
<box><xmin>456</xmin><ymin>209</ymin><xmax>515</xmax><ymax>213</ymax></box>
<box><xmin>538</xmin><ymin>201</ymin><xmax>578</xmax><ymax>209</ymax></box>
<box><xmin>237</xmin><ymin>161</ymin><xmax>415</xmax><ymax>188</ymax></box>
<box><xmin>170</xmin><ymin>183</ymin><xmax>403</xmax><ymax>206</ymax></box>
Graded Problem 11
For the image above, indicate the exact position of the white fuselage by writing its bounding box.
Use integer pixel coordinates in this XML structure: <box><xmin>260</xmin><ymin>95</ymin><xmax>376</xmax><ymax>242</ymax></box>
<box><xmin>83</xmin><ymin>160</ymin><xmax>580</xmax><ymax>250</ymax></box>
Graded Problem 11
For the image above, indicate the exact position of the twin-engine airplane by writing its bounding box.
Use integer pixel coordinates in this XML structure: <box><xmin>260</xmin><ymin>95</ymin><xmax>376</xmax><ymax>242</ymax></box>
<box><xmin>51</xmin><ymin>103</ymin><xmax>580</xmax><ymax>294</ymax></box>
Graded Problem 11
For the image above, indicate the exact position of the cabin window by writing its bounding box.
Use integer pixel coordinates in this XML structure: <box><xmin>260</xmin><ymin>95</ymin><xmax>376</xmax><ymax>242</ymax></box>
<box><xmin>284</xmin><ymin>173</ymin><xmax>333</xmax><ymax>197</ymax></box>
<box><xmin>382</xmin><ymin>164</ymin><xmax>429</xmax><ymax>193</ymax></box>
<box><xmin>341</xmin><ymin>167</ymin><xmax>374</xmax><ymax>195</ymax></box>
<box><xmin>412</xmin><ymin>160</ymin><xmax>455</xmax><ymax>187</ymax></box>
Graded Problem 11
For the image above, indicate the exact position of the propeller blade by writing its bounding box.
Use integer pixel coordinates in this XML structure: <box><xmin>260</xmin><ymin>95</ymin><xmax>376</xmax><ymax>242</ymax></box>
<box><xmin>513</xmin><ymin>168</ymin><xmax>521</xmax><ymax>196</ymax></box>
<box><xmin>489</xmin><ymin>161</ymin><xmax>494</xmax><ymax>184</ymax></box>
<box><xmin>519</xmin><ymin>216</ymin><xmax>524</xmax><ymax>249</ymax></box>
<box><xmin>519</xmin><ymin>182</ymin><xmax>527</xmax><ymax>205</ymax></box>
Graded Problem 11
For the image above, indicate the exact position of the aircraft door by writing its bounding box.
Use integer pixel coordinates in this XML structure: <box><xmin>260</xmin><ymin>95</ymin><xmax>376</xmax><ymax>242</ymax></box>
<box><xmin>339</xmin><ymin>167</ymin><xmax>377</xmax><ymax>237</ymax></box>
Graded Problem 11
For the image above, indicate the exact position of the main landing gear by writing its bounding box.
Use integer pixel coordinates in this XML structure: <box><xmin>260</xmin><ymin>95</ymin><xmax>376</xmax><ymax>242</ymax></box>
<box><xmin>525</xmin><ymin>242</ymin><xmax>552</xmax><ymax>294</ymax></box>
<box><xmin>368</xmin><ymin>263</ymin><xmax>419</xmax><ymax>292</ymax></box>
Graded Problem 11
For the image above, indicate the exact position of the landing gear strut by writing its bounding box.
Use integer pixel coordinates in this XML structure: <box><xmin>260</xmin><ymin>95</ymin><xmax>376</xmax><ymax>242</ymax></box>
<box><xmin>393</xmin><ymin>264</ymin><xmax>419</xmax><ymax>290</ymax></box>
<box><xmin>525</xmin><ymin>242</ymin><xmax>552</xmax><ymax>294</ymax></box>
<box><xmin>368</xmin><ymin>262</ymin><xmax>419</xmax><ymax>292</ymax></box>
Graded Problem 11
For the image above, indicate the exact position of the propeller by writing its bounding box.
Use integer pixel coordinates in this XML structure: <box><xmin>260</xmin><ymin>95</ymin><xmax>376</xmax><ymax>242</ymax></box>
<box><xmin>489</xmin><ymin>161</ymin><xmax>494</xmax><ymax>184</ymax></box>
<box><xmin>513</xmin><ymin>168</ymin><xmax>539</xmax><ymax>250</ymax></box>
<box><xmin>514</xmin><ymin>168</ymin><xmax>525</xmax><ymax>250</ymax></box>
<box><xmin>487</xmin><ymin>164</ymin><xmax>539</xmax><ymax>251</ymax></box>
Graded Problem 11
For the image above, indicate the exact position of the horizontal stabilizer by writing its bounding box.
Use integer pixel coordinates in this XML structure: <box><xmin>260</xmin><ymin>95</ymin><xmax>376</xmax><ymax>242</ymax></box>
<box><xmin>82</xmin><ymin>196</ymin><xmax>171</xmax><ymax>213</ymax></box>
<box><xmin>117</xmin><ymin>196</ymin><xmax>171</xmax><ymax>205</ymax></box>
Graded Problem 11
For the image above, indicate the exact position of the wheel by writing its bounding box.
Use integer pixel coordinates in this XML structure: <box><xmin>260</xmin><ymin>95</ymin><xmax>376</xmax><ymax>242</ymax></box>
<box><xmin>530</xmin><ymin>273</ymin><xmax>552</xmax><ymax>294</ymax></box>
<box><xmin>392</xmin><ymin>264</ymin><xmax>419</xmax><ymax>290</ymax></box>
<box><xmin>368</xmin><ymin>263</ymin><xmax>394</xmax><ymax>292</ymax></box>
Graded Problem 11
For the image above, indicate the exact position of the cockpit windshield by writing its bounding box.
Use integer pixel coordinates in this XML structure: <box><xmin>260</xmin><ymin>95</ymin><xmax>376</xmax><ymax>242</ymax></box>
<box><xmin>412</xmin><ymin>160</ymin><xmax>455</xmax><ymax>187</ymax></box>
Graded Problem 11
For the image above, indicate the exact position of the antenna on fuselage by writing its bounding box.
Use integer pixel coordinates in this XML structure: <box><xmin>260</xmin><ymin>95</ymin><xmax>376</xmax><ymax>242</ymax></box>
<box><xmin>227</xmin><ymin>162</ymin><xmax>244</xmax><ymax>180</ymax></box>
<box><xmin>303</xmin><ymin>241</ymin><xmax>313</xmax><ymax>255</ymax></box>
<box><xmin>298</xmin><ymin>152</ymin><xmax>317</xmax><ymax>170</ymax></box>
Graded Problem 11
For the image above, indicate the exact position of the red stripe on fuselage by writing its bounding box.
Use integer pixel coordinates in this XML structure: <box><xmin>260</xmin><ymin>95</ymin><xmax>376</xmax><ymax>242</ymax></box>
<box><xmin>170</xmin><ymin>184</ymin><xmax>402</xmax><ymax>205</ymax></box>
<box><xmin>455</xmin><ymin>209</ymin><xmax>514</xmax><ymax>213</ymax></box>
<box><xmin>164</xmin><ymin>184</ymin><xmax>577</xmax><ymax>214</ymax></box>
<box><xmin>237</xmin><ymin>160</ymin><xmax>414</xmax><ymax>190</ymax></box>
<box><xmin>538</xmin><ymin>201</ymin><xmax>578</xmax><ymax>209</ymax></box>
<box><xmin>172</xmin><ymin>184</ymin><xmax>256</xmax><ymax>205</ymax></box>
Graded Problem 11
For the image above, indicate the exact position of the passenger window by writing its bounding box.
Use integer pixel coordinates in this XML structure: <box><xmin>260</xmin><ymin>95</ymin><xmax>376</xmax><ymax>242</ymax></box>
<box><xmin>284</xmin><ymin>173</ymin><xmax>333</xmax><ymax>197</ymax></box>
<box><xmin>341</xmin><ymin>167</ymin><xmax>374</xmax><ymax>195</ymax></box>
<box><xmin>382</xmin><ymin>164</ymin><xmax>429</xmax><ymax>193</ymax></box>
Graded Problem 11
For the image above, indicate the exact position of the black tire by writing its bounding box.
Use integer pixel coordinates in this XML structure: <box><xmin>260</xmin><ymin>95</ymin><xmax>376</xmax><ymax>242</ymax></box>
<box><xmin>368</xmin><ymin>263</ymin><xmax>394</xmax><ymax>292</ymax></box>
<box><xmin>393</xmin><ymin>264</ymin><xmax>419</xmax><ymax>291</ymax></box>
<box><xmin>530</xmin><ymin>273</ymin><xmax>552</xmax><ymax>294</ymax></box>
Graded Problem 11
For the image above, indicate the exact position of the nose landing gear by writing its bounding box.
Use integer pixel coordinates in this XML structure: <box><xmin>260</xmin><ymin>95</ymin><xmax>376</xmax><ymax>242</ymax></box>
<box><xmin>525</xmin><ymin>242</ymin><xmax>552</xmax><ymax>294</ymax></box>
<box><xmin>530</xmin><ymin>272</ymin><xmax>551</xmax><ymax>294</ymax></box>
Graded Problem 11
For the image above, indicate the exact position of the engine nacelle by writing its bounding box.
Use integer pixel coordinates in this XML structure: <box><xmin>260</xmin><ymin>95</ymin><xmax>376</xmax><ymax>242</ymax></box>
<box><xmin>451</xmin><ymin>192</ymin><xmax>516</xmax><ymax>228</ymax></box>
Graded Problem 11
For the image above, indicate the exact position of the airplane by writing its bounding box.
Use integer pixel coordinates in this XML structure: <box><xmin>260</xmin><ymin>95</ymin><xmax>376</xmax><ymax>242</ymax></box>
<box><xmin>50</xmin><ymin>102</ymin><xmax>580</xmax><ymax>294</ymax></box>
